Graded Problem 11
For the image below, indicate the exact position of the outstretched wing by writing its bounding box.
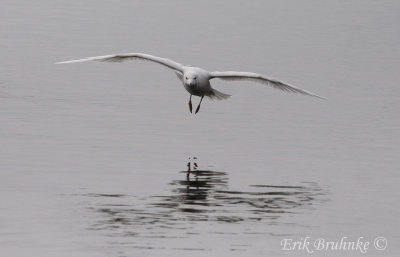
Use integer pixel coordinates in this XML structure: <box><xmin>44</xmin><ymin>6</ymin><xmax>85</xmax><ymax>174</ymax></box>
<box><xmin>210</xmin><ymin>71</ymin><xmax>324</xmax><ymax>99</ymax></box>
<box><xmin>56</xmin><ymin>53</ymin><xmax>184</xmax><ymax>73</ymax></box>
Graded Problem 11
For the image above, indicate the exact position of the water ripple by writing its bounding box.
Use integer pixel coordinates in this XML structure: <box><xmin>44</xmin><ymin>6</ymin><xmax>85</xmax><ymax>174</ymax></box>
<box><xmin>79</xmin><ymin>158</ymin><xmax>328</xmax><ymax>250</ymax></box>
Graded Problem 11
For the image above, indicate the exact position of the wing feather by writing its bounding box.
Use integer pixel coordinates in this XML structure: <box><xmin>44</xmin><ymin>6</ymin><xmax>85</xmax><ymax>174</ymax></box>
<box><xmin>210</xmin><ymin>71</ymin><xmax>324</xmax><ymax>99</ymax></box>
<box><xmin>56</xmin><ymin>53</ymin><xmax>184</xmax><ymax>72</ymax></box>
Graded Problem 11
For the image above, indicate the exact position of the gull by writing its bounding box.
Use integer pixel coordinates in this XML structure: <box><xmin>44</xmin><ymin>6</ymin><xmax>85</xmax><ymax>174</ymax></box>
<box><xmin>56</xmin><ymin>53</ymin><xmax>324</xmax><ymax>113</ymax></box>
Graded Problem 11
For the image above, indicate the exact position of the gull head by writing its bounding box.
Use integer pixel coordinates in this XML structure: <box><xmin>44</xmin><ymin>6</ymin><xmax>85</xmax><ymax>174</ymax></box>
<box><xmin>184</xmin><ymin>72</ymin><xmax>198</xmax><ymax>87</ymax></box>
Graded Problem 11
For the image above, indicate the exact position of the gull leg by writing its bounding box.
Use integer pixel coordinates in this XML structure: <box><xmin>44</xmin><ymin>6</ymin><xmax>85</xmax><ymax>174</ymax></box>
<box><xmin>188</xmin><ymin>95</ymin><xmax>192</xmax><ymax>113</ymax></box>
<box><xmin>187</xmin><ymin>161</ymin><xmax>191</xmax><ymax>179</ymax></box>
<box><xmin>195</xmin><ymin>95</ymin><xmax>204</xmax><ymax>114</ymax></box>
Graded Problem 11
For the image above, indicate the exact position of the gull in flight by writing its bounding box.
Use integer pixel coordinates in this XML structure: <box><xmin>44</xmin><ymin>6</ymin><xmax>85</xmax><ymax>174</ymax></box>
<box><xmin>57</xmin><ymin>53</ymin><xmax>324</xmax><ymax>113</ymax></box>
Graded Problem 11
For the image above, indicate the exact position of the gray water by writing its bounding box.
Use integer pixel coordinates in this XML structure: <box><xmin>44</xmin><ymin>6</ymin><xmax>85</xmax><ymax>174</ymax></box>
<box><xmin>1</xmin><ymin>0</ymin><xmax>399</xmax><ymax>256</ymax></box>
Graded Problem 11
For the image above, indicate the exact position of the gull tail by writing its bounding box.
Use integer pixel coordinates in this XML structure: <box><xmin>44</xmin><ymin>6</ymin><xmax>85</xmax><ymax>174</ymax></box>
<box><xmin>208</xmin><ymin>88</ymin><xmax>231</xmax><ymax>100</ymax></box>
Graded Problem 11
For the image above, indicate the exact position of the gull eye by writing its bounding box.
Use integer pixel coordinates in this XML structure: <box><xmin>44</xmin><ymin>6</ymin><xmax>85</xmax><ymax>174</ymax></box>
<box><xmin>185</xmin><ymin>77</ymin><xmax>188</xmax><ymax>80</ymax></box>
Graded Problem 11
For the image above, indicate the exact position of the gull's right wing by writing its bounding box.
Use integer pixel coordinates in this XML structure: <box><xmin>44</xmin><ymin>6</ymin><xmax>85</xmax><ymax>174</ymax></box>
<box><xmin>56</xmin><ymin>53</ymin><xmax>184</xmax><ymax>73</ymax></box>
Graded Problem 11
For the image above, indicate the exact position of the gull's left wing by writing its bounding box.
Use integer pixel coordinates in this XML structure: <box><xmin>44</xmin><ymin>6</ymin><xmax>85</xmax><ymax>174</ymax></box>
<box><xmin>210</xmin><ymin>71</ymin><xmax>324</xmax><ymax>99</ymax></box>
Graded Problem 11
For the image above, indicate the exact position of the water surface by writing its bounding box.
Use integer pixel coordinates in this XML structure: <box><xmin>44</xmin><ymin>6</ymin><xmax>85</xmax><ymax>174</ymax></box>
<box><xmin>0</xmin><ymin>0</ymin><xmax>399</xmax><ymax>256</ymax></box>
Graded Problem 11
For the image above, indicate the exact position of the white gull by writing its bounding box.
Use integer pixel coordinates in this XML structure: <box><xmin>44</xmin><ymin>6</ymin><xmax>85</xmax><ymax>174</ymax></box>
<box><xmin>57</xmin><ymin>53</ymin><xmax>324</xmax><ymax>113</ymax></box>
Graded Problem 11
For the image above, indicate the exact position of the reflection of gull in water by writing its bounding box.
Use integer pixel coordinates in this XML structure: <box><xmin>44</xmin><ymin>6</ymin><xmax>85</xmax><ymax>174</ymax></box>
<box><xmin>156</xmin><ymin>159</ymin><xmax>326</xmax><ymax>222</ymax></box>
<box><xmin>83</xmin><ymin>158</ymin><xmax>328</xmax><ymax>233</ymax></box>
<box><xmin>155</xmin><ymin>158</ymin><xmax>229</xmax><ymax>213</ymax></box>
<box><xmin>75</xmin><ymin>159</ymin><xmax>329</xmax><ymax>252</ymax></box>
<box><xmin>57</xmin><ymin>53</ymin><xmax>324</xmax><ymax>113</ymax></box>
